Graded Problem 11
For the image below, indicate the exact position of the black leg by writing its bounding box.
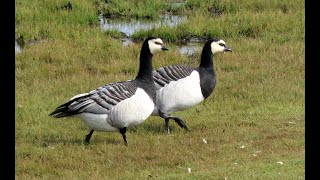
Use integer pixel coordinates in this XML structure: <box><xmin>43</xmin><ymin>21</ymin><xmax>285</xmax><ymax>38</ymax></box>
<box><xmin>159</xmin><ymin>111</ymin><xmax>189</xmax><ymax>132</ymax></box>
<box><xmin>160</xmin><ymin>111</ymin><xmax>172</xmax><ymax>133</ymax></box>
<box><xmin>119</xmin><ymin>127</ymin><xmax>128</xmax><ymax>146</ymax></box>
<box><xmin>171</xmin><ymin>116</ymin><xmax>189</xmax><ymax>130</ymax></box>
<box><xmin>84</xmin><ymin>130</ymin><xmax>94</xmax><ymax>144</ymax></box>
<box><xmin>165</xmin><ymin>118</ymin><xmax>170</xmax><ymax>134</ymax></box>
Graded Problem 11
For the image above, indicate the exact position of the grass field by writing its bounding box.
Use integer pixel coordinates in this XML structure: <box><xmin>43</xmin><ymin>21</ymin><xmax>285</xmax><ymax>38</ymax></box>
<box><xmin>15</xmin><ymin>0</ymin><xmax>304</xmax><ymax>179</ymax></box>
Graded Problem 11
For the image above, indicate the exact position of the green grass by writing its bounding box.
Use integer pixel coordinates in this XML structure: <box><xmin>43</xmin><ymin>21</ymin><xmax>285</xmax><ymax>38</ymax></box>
<box><xmin>16</xmin><ymin>0</ymin><xmax>304</xmax><ymax>179</ymax></box>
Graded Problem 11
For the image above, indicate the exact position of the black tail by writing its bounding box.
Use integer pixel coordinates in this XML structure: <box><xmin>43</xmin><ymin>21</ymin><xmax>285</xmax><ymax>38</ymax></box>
<box><xmin>49</xmin><ymin>100</ymin><xmax>76</xmax><ymax>118</ymax></box>
<box><xmin>50</xmin><ymin>93</ymin><xmax>93</xmax><ymax>118</ymax></box>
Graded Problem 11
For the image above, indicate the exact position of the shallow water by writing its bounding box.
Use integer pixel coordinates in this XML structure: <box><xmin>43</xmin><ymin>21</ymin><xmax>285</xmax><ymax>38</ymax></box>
<box><xmin>118</xmin><ymin>37</ymin><xmax>202</xmax><ymax>56</ymax></box>
<box><xmin>15</xmin><ymin>39</ymin><xmax>44</xmax><ymax>54</ymax></box>
<box><xmin>169</xmin><ymin>2</ymin><xmax>187</xmax><ymax>8</ymax></box>
<box><xmin>178</xmin><ymin>42</ymin><xmax>202</xmax><ymax>56</ymax></box>
<box><xmin>99</xmin><ymin>13</ymin><xmax>187</xmax><ymax>36</ymax></box>
<box><xmin>121</xmin><ymin>38</ymin><xmax>135</xmax><ymax>46</ymax></box>
<box><xmin>15</xmin><ymin>41</ymin><xmax>22</xmax><ymax>54</ymax></box>
<box><xmin>99</xmin><ymin>11</ymin><xmax>199</xmax><ymax>55</ymax></box>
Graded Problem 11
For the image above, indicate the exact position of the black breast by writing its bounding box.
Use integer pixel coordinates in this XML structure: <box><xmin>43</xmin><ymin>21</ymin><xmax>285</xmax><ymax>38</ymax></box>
<box><xmin>198</xmin><ymin>68</ymin><xmax>216</xmax><ymax>99</ymax></box>
<box><xmin>134</xmin><ymin>80</ymin><xmax>157</xmax><ymax>103</ymax></box>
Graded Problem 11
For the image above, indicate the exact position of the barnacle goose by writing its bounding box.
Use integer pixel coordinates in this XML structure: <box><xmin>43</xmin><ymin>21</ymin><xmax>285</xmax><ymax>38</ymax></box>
<box><xmin>49</xmin><ymin>37</ymin><xmax>168</xmax><ymax>145</ymax></box>
<box><xmin>152</xmin><ymin>38</ymin><xmax>232</xmax><ymax>133</ymax></box>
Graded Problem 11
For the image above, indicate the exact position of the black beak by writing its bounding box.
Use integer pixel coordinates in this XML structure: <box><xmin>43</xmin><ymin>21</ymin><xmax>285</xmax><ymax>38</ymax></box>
<box><xmin>161</xmin><ymin>46</ymin><xmax>169</xmax><ymax>51</ymax></box>
<box><xmin>224</xmin><ymin>47</ymin><xmax>232</xmax><ymax>52</ymax></box>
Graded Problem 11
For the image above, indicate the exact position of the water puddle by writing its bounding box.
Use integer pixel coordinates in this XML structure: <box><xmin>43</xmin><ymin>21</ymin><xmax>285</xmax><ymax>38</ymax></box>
<box><xmin>119</xmin><ymin>37</ymin><xmax>203</xmax><ymax>56</ymax></box>
<box><xmin>169</xmin><ymin>2</ymin><xmax>187</xmax><ymax>8</ymax></box>
<box><xmin>99</xmin><ymin>11</ymin><xmax>201</xmax><ymax>55</ymax></box>
<box><xmin>15</xmin><ymin>41</ymin><xmax>22</xmax><ymax>54</ymax></box>
<box><xmin>99</xmin><ymin>13</ymin><xmax>187</xmax><ymax>37</ymax></box>
<box><xmin>15</xmin><ymin>37</ymin><xmax>45</xmax><ymax>54</ymax></box>
<box><xmin>121</xmin><ymin>38</ymin><xmax>134</xmax><ymax>46</ymax></box>
<box><xmin>99</xmin><ymin>12</ymin><xmax>197</xmax><ymax>55</ymax></box>
<box><xmin>117</xmin><ymin>37</ymin><xmax>202</xmax><ymax>56</ymax></box>
<box><xmin>15</xmin><ymin>35</ymin><xmax>25</xmax><ymax>54</ymax></box>
<box><xmin>98</xmin><ymin>1</ymin><xmax>198</xmax><ymax>55</ymax></box>
<box><xmin>178</xmin><ymin>42</ymin><xmax>201</xmax><ymax>56</ymax></box>
<box><xmin>177</xmin><ymin>38</ymin><xmax>204</xmax><ymax>56</ymax></box>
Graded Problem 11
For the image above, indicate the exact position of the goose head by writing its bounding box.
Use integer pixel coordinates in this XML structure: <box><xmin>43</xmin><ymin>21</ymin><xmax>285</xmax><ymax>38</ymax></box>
<box><xmin>146</xmin><ymin>37</ymin><xmax>169</xmax><ymax>55</ymax></box>
<box><xmin>210</xmin><ymin>39</ymin><xmax>232</xmax><ymax>55</ymax></box>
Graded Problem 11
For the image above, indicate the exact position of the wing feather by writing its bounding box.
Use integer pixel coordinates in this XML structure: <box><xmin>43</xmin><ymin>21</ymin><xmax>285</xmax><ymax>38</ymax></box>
<box><xmin>153</xmin><ymin>64</ymin><xmax>195</xmax><ymax>88</ymax></box>
<box><xmin>49</xmin><ymin>81</ymin><xmax>137</xmax><ymax>117</ymax></box>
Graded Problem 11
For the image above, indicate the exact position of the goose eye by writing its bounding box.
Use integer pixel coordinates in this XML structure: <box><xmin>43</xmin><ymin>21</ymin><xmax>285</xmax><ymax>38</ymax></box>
<box><xmin>155</xmin><ymin>42</ymin><xmax>162</xmax><ymax>45</ymax></box>
<box><xmin>219</xmin><ymin>43</ymin><xmax>226</xmax><ymax>47</ymax></box>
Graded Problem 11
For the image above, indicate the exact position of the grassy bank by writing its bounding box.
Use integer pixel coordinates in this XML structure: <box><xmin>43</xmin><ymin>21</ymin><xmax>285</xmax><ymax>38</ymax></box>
<box><xmin>15</xmin><ymin>0</ymin><xmax>304</xmax><ymax>179</ymax></box>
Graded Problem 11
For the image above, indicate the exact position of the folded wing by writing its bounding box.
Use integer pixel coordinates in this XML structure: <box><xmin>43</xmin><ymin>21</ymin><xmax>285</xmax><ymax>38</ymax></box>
<box><xmin>153</xmin><ymin>64</ymin><xmax>195</xmax><ymax>89</ymax></box>
<box><xmin>49</xmin><ymin>81</ymin><xmax>137</xmax><ymax>118</ymax></box>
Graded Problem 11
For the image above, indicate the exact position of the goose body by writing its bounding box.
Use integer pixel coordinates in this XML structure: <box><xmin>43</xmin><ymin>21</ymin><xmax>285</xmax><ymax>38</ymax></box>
<box><xmin>70</xmin><ymin>83</ymin><xmax>154</xmax><ymax>132</ymax></box>
<box><xmin>154</xmin><ymin>68</ymin><xmax>204</xmax><ymax>113</ymax></box>
<box><xmin>49</xmin><ymin>37</ymin><xmax>168</xmax><ymax>145</ymax></box>
<box><xmin>152</xmin><ymin>39</ymin><xmax>232</xmax><ymax>132</ymax></box>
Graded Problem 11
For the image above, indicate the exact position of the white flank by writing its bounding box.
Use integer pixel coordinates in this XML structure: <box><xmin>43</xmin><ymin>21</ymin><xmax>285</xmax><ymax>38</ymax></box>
<box><xmin>109</xmin><ymin>88</ymin><xmax>154</xmax><ymax>128</ymax></box>
<box><xmin>78</xmin><ymin>113</ymin><xmax>117</xmax><ymax>132</ymax></box>
<box><xmin>78</xmin><ymin>88</ymin><xmax>154</xmax><ymax>131</ymax></box>
<box><xmin>156</xmin><ymin>71</ymin><xmax>204</xmax><ymax>114</ymax></box>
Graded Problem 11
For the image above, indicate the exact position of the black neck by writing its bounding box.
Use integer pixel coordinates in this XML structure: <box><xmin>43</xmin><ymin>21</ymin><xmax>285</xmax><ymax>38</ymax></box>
<box><xmin>199</xmin><ymin>48</ymin><xmax>214</xmax><ymax>69</ymax></box>
<box><xmin>135</xmin><ymin>48</ymin><xmax>154</xmax><ymax>83</ymax></box>
<box><xmin>198</xmin><ymin>49</ymin><xmax>216</xmax><ymax>99</ymax></box>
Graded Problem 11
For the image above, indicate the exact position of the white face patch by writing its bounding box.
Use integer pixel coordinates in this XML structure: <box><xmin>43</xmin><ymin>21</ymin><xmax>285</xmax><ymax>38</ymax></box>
<box><xmin>211</xmin><ymin>40</ymin><xmax>227</xmax><ymax>54</ymax></box>
<box><xmin>148</xmin><ymin>38</ymin><xmax>164</xmax><ymax>54</ymax></box>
